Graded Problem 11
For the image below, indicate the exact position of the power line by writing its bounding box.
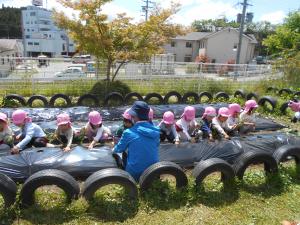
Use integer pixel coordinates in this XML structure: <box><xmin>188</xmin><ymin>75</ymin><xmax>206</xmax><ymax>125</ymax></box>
<box><xmin>141</xmin><ymin>0</ymin><xmax>154</xmax><ymax>21</ymax></box>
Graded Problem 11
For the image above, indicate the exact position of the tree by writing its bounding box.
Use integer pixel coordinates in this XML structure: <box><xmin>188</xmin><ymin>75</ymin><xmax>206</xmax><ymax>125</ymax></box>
<box><xmin>191</xmin><ymin>18</ymin><xmax>239</xmax><ymax>32</ymax></box>
<box><xmin>53</xmin><ymin>0</ymin><xmax>184</xmax><ymax>81</ymax></box>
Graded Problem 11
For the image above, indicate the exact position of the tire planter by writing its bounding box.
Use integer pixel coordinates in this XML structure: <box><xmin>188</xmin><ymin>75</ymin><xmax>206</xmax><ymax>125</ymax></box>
<box><xmin>103</xmin><ymin>92</ymin><xmax>124</xmax><ymax>106</ymax></box>
<box><xmin>144</xmin><ymin>93</ymin><xmax>164</xmax><ymax>105</ymax></box>
<box><xmin>139</xmin><ymin>161</ymin><xmax>188</xmax><ymax>192</ymax></box>
<box><xmin>278</xmin><ymin>88</ymin><xmax>293</xmax><ymax>96</ymax></box>
<box><xmin>82</xmin><ymin>168</ymin><xmax>138</xmax><ymax>200</ymax></box>
<box><xmin>280</xmin><ymin>101</ymin><xmax>289</xmax><ymax>115</ymax></box>
<box><xmin>20</xmin><ymin>169</ymin><xmax>80</xmax><ymax>206</ymax></box>
<box><xmin>0</xmin><ymin>173</ymin><xmax>17</xmax><ymax>207</ymax></box>
<box><xmin>124</xmin><ymin>92</ymin><xmax>143</xmax><ymax>104</ymax></box>
<box><xmin>199</xmin><ymin>91</ymin><xmax>213</xmax><ymax>103</ymax></box>
<box><xmin>293</xmin><ymin>91</ymin><xmax>300</xmax><ymax>99</ymax></box>
<box><xmin>163</xmin><ymin>91</ymin><xmax>182</xmax><ymax>104</ymax></box>
<box><xmin>233</xmin><ymin>151</ymin><xmax>278</xmax><ymax>179</ymax></box>
<box><xmin>246</xmin><ymin>92</ymin><xmax>259</xmax><ymax>101</ymax></box>
<box><xmin>49</xmin><ymin>94</ymin><xmax>72</xmax><ymax>107</ymax></box>
<box><xmin>266</xmin><ymin>87</ymin><xmax>279</xmax><ymax>93</ymax></box>
<box><xmin>182</xmin><ymin>92</ymin><xmax>199</xmax><ymax>104</ymax></box>
<box><xmin>77</xmin><ymin>94</ymin><xmax>99</xmax><ymax>107</ymax></box>
<box><xmin>4</xmin><ymin>94</ymin><xmax>26</xmax><ymax>107</ymax></box>
<box><xmin>27</xmin><ymin>95</ymin><xmax>48</xmax><ymax>107</ymax></box>
<box><xmin>215</xmin><ymin>92</ymin><xmax>230</xmax><ymax>101</ymax></box>
<box><xmin>258</xmin><ymin>96</ymin><xmax>277</xmax><ymax>112</ymax></box>
<box><xmin>234</xmin><ymin>89</ymin><xmax>246</xmax><ymax>99</ymax></box>
<box><xmin>273</xmin><ymin>145</ymin><xmax>300</xmax><ymax>164</ymax></box>
<box><xmin>192</xmin><ymin>158</ymin><xmax>235</xmax><ymax>186</ymax></box>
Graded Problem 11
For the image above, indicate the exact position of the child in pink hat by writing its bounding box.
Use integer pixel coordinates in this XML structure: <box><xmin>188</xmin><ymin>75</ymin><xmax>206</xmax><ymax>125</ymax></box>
<box><xmin>227</xmin><ymin>103</ymin><xmax>242</xmax><ymax>133</ymax></box>
<box><xmin>212</xmin><ymin>107</ymin><xmax>231</xmax><ymax>139</ymax></box>
<box><xmin>11</xmin><ymin>109</ymin><xmax>48</xmax><ymax>154</ymax></box>
<box><xmin>197</xmin><ymin>106</ymin><xmax>216</xmax><ymax>141</ymax></box>
<box><xmin>82</xmin><ymin>111</ymin><xmax>111</xmax><ymax>149</ymax></box>
<box><xmin>288</xmin><ymin>100</ymin><xmax>300</xmax><ymax>123</ymax></box>
<box><xmin>175</xmin><ymin>106</ymin><xmax>199</xmax><ymax>142</ymax></box>
<box><xmin>54</xmin><ymin>113</ymin><xmax>75</xmax><ymax>152</ymax></box>
<box><xmin>0</xmin><ymin>112</ymin><xmax>13</xmax><ymax>152</ymax></box>
<box><xmin>114</xmin><ymin>108</ymin><xmax>134</xmax><ymax>144</ymax></box>
<box><xmin>239</xmin><ymin>100</ymin><xmax>258</xmax><ymax>134</ymax></box>
<box><xmin>159</xmin><ymin>111</ymin><xmax>180</xmax><ymax>144</ymax></box>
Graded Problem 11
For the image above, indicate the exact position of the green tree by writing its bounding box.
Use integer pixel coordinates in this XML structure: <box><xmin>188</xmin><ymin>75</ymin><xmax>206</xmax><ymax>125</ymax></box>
<box><xmin>53</xmin><ymin>0</ymin><xmax>183</xmax><ymax>81</ymax></box>
<box><xmin>191</xmin><ymin>18</ymin><xmax>239</xmax><ymax>32</ymax></box>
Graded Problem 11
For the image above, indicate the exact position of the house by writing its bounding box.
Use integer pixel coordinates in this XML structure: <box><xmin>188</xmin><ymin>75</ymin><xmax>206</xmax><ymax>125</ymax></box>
<box><xmin>164</xmin><ymin>27</ymin><xmax>257</xmax><ymax>64</ymax></box>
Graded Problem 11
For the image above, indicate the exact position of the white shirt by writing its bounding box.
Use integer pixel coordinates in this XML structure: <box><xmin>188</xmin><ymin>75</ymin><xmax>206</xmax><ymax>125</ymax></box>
<box><xmin>227</xmin><ymin>116</ymin><xmax>239</xmax><ymax>129</ymax></box>
<box><xmin>85</xmin><ymin>123</ymin><xmax>111</xmax><ymax>142</ymax></box>
<box><xmin>175</xmin><ymin>118</ymin><xmax>197</xmax><ymax>141</ymax></box>
<box><xmin>240</xmin><ymin>111</ymin><xmax>256</xmax><ymax>124</ymax></box>
<box><xmin>158</xmin><ymin>121</ymin><xmax>179</xmax><ymax>141</ymax></box>
<box><xmin>55</xmin><ymin>126</ymin><xmax>74</xmax><ymax>147</ymax></box>
<box><xmin>212</xmin><ymin>117</ymin><xmax>229</xmax><ymax>135</ymax></box>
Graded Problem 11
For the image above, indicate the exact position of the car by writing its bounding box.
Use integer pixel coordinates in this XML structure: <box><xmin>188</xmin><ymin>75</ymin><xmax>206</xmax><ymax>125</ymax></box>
<box><xmin>256</xmin><ymin>56</ymin><xmax>267</xmax><ymax>65</ymax></box>
<box><xmin>16</xmin><ymin>64</ymin><xmax>33</xmax><ymax>71</ymax></box>
<box><xmin>55</xmin><ymin>67</ymin><xmax>86</xmax><ymax>78</ymax></box>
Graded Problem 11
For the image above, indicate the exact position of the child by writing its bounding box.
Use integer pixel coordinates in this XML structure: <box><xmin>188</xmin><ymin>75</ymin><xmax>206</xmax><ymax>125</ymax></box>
<box><xmin>0</xmin><ymin>112</ymin><xmax>13</xmax><ymax>152</ymax></box>
<box><xmin>227</xmin><ymin>103</ymin><xmax>242</xmax><ymax>134</ymax></box>
<box><xmin>11</xmin><ymin>109</ymin><xmax>48</xmax><ymax>154</ymax></box>
<box><xmin>54</xmin><ymin>113</ymin><xmax>75</xmax><ymax>152</ymax></box>
<box><xmin>197</xmin><ymin>106</ymin><xmax>216</xmax><ymax>141</ymax></box>
<box><xmin>288</xmin><ymin>100</ymin><xmax>300</xmax><ymax>123</ymax></box>
<box><xmin>175</xmin><ymin>106</ymin><xmax>200</xmax><ymax>143</ymax></box>
<box><xmin>239</xmin><ymin>100</ymin><xmax>258</xmax><ymax>134</ymax></box>
<box><xmin>148</xmin><ymin>108</ymin><xmax>154</xmax><ymax>124</ymax></box>
<box><xmin>212</xmin><ymin>107</ymin><xmax>230</xmax><ymax>140</ymax></box>
<box><xmin>114</xmin><ymin>108</ymin><xmax>134</xmax><ymax>142</ymax></box>
<box><xmin>83</xmin><ymin>111</ymin><xmax>111</xmax><ymax>149</ymax></box>
<box><xmin>158</xmin><ymin>111</ymin><xmax>180</xmax><ymax>144</ymax></box>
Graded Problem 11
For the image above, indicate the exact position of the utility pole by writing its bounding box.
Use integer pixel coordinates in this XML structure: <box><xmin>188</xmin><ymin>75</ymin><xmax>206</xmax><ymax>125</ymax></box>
<box><xmin>142</xmin><ymin>0</ymin><xmax>154</xmax><ymax>21</ymax></box>
<box><xmin>236</xmin><ymin>0</ymin><xmax>248</xmax><ymax>64</ymax></box>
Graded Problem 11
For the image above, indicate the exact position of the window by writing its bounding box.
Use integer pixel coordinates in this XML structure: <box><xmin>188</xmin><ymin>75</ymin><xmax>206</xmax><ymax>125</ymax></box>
<box><xmin>174</xmin><ymin>54</ymin><xmax>176</xmax><ymax>61</ymax></box>
<box><xmin>28</xmin><ymin>42</ymin><xmax>33</xmax><ymax>45</ymax></box>
<box><xmin>7</xmin><ymin>55</ymin><xmax>9</xmax><ymax>62</ymax></box>
<box><xmin>1</xmin><ymin>58</ymin><xmax>4</xmax><ymax>65</ymax></box>
<box><xmin>186</xmin><ymin>42</ymin><xmax>192</xmax><ymax>48</ymax></box>
<box><xmin>171</xmin><ymin>41</ymin><xmax>176</xmax><ymax>47</ymax></box>
<box><xmin>69</xmin><ymin>43</ymin><xmax>74</xmax><ymax>47</ymax></box>
<box><xmin>233</xmin><ymin>43</ymin><xmax>238</xmax><ymax>51</ymax></box>
<box><xmin>30</xmin><ymin>12</ymin><xmax>36</xmax><ymax>16</ymax></box>
<box><xmin>25</xmin><ymin>35</ymin><xmax>30</xmax><ymax>39</ymax></box>
<box><xmin>62</xmin><ymin>44</ymin><xmax>66</xmax><ymax>51</ymax></box>
<box><xmin>31</xmin><ymin>29</ymin><xmax>34</xmax><ymax>32</ymax></box>
<box><xmin>27</xmin><ymin>29</ymin><xmax>30</xmax><ymax>32</ymax></box>
<box><xmin>199</xmin><ymin>41</ymin><xmax>205</xmax><ymax>48</ymax></box>
<box><xmin>40</xmin><ymin>28</ymin><xmax>50</xmax><ymax>31</ymax></box>
<box><xmin>184</xmin><ymin>55</ymin><xmax>192</xmax><ymax>62</ymax></box>
<box><xmin>34</xmin><ymin>42</ymin><xmax>39</xmax><ymax>46</ymax></box>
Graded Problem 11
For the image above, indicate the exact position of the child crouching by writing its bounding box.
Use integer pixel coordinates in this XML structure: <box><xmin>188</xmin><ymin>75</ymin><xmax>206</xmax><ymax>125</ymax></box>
<box><xmin>159</xmin><ymin>111</ymin><xmax>180</xmax><ymax>144</ymax></box>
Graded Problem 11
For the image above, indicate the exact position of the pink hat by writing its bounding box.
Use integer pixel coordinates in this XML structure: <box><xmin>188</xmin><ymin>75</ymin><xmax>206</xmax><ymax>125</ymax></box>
<box><xmin>244</xmin><ymin>100</ymin><xmax>258</xmax><ymax>113</ymax></box>
<box><xmin>57</xmin><ymin>113</ymin><xmax>71</xmax><ymax>126</ymax></box>
<box><xmin>12</xmin><ymin>109</ymin><xmax>31</xmax><ymax>125</ymax></box>
<box><xmin>88</xmin><ymin>111</ymin><xmax>102</xmax><ymax>125</ymax></box>
<box><xmin>162</xmin><ymin>111</ymin><xmax>175</xmax><ymax>125</ymax></box>
<box><xmin>202</xmin><ymin>106</ymin><xmax>216</xmax><ymax>119</ymax></box>
<box><xmin>0</xmin><ymin>112</ymin><xmax>8</xmax><ymax>124</ymax></box>
<box><xmin>288</xmin><ymin>101</ymin><xmax>300</xmax><ymax>112</ymax></box>
<box><xmin>148</xmin><ymin>108</ymin><xmax>154</xmax><ymax>120</ymax></box>
<box><xmin>228</xmin><ymin>103</ymin><xmax>242</xmax><ymax>116</ymax></box>
<box><xmin>122</xmin><ymin>108</ymin><xmax>132</xmax><ymax>120</ymax></box>
<box><xmin>218</xmin><ymin>107</ymin><xmax>230</xmax><ymax>117</ymax></box>
<box><xmin>182</xmin><ymin>106</ymin><xmax>196</xmax><ymax>121</ymax></box>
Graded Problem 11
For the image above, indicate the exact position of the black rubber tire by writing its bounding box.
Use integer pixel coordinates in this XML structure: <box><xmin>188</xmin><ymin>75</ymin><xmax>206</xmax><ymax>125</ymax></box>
<box><xmin>234</xmin><ymin>89</ymin><xmax>246</xmax><ymax>99</ymax></box>
<box><xmin>182</xmin><ymin>92</ymin><xmax>199</xmax><ymax>104</ymax></box>
<box><xmin>266</xmin><ymin>87</ymin><xmax>279</xmax><ymax>93</ymax></box>
<box><xmin>77</xmin><ymin>94</ymin><xmax>99</xmax><ymax>106</ymax></box>
<box><xmin>20</xmin><ymin>169</ymin><xmax>80</xmax><ymax>206</ymax></box>
<box><xmin>199</xmin><ymin>91</ymin><xmax>213</xmax><ymax>103</ymax></box>
<box><xmin>49</xmin><ymin>94</ymin><xmax>72</xmax><ymax>107</ymax></box>
<box><xmin>273</xmin><ymin>145</ymin><xmax>300</xmax><ymax>164</ymax></box>
<box><xmin>139</xmin><ymin>161</ymin><xmax>188</xmax><ymax>192</ymax></box>
<box><xmin>103</xmin><ymin>92</ymin><xmax>124</xmax><ymax>106</ymax></box>
<box><xmin>258</xmin><ymin>96</ymin><xmax>277</xmax><ymax>112</ymax></box>
<box><xmin>0</xmin><ymin>173</ymin><xmax>17</xmax><ymax>207</ymax></box>
<box><xmin>246</xmin><ymin>92</ymin><xmax>259</xmax><ymax>100</ymax></box>
<box><xmin>233</xmin><ymin>151</ymin><xmax>278</xmax><ymax>179</ymax></box>
<box><xmin>163</xmin><ymin>91</ymin><xmax>182</xmax><ymax>104</ymax></box>
<box><xmin>124</xmin><ymin>92</ymin><xmax>143</xmax><ymax>104</ymax></box>
<box><xmin>192</xmin><ymin>158</ymin><xmax>235</xmax><ymax>186</ymax></box>
<box><xmin>82</xmin><ymin>168</ymin><xmax>138</xmax><ymax>200</ymax></box>
<box><xmin>144</xmin><ymin>93</ymin><xmax>164</xmax><ymax>105</ymax></box>
<box><xmin>215</xmin><ymin>92</ymin><xmax>230</xmax><ymax>101</ymax></box>
<box><xmin>27</xmin><ymin>95</ymin><xmax>48</xmax><ymax>107</ymax></box>
<box><xmin>280</xmin><ymin>101</ymin><xmax>289</xmax><ymax>115</ymax></box>
<box><xmin>112</xmin><ymin>153</ymin><xmax>124</xmax><ymax>169</ymax></box>
<box><xmin>293</xmin><ymin>91</ymin><xmax>300</xmax><ymax>99</ymax></box>
<box><xmin>4</xmin><ymin>94</ymin><xmax>26</xmax><ymax>106</ymax></box>
<box><xmin>279</xmin><ymin>88</ymin><xmax>293</xmax><ymax>96</ymax></box>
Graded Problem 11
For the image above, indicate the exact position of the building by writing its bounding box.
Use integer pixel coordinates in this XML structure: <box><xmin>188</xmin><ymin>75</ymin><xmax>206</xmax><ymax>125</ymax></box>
<box><xmin>164</xmin><ymin>27</ymin><xmax>257</xmax><ymax>64</ymax></box>
<box><xmin>21</xmin><ymin>4</ymin><xmax>75</xmax><ymax>57</ymax></box>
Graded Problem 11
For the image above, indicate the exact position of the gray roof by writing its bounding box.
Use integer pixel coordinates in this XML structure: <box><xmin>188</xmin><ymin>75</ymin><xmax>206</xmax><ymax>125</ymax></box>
<box><xmin>246</xmin><ymin>34</ymin><xmax>258</xmax><ymax>44</ymax></box>
<box><xmin>173</xmin><ymin>32</ymin><xmax>212</xmax><ymax>41</ymax></box>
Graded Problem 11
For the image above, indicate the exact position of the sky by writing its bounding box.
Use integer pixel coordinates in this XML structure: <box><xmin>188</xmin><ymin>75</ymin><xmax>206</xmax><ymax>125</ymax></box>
<box><xmin>0</xmin><ymin>0</ymin><xmax>299</xmax><ymax>25</ymax></box>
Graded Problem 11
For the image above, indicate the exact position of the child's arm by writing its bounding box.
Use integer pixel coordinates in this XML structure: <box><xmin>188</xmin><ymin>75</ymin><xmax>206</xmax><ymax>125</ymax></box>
<box><xmin>171</xmin><ymin>125</ymin><xmax>180</xmax><ymax>144</ymax></box>
<box><xmin>15</xmin><ymin>124</ymin><xmax>34</xmax><ymax>151</ymax></box>
<box><xmin>64</xmin><ymin>128</ymin><xmax>73</xmax><ymax>152</ymax></box>
<box><xmin>88</xmin><ymin>127</ymin><xmax>104</xmax><ymax>149</ymax></box>
<box><xmin>212</xmin><ymin>119</ymin><xmax>229</xmax><ymax>139</ymax></box>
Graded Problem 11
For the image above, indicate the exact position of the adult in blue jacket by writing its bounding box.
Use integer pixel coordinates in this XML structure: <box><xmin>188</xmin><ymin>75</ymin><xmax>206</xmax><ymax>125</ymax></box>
<box><xmin>113</xmin><ymin>101</ymin><xmax>160</xmax><ymax>181</ymax></box>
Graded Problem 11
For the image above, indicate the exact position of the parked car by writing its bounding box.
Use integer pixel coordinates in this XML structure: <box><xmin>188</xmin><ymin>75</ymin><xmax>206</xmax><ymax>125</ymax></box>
<box><xmin>72</xmin><ymin>55</ymin><xmax>91</xmax><ymax>64</ymax></box>
<box><xmin>55</xmin><ymin>67</ymin><xmax>86</xmax><ymax>78</ymax></box>
<box><xmin>16</xmin><ymin>64</ymin><xmax>33</xmax><ymax>71</ymax></box>
<box><xmin>256</xmin><ymin>56</ymin><xmax>267</xmax><ymax>65</ymax></box>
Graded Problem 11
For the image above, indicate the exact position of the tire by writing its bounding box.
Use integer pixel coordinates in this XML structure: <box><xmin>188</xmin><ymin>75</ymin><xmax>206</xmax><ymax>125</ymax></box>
<box><xmin>266</xmin><ymin>87</ymin><xmax>279</xmax><ymax>93</ymax></box>
<box><xmin>233</xmin><ymin>151</ymin><xmax>278</xmax><ymax>179</ymax></box>
<box><xmin>293</xmin><ymin>91</ymin><xmax>300</xmax><ymax>99</ymax></box>
<box><xmin>103</xmin><ymin>92</ymin><xmax>124</xmax><ymax>106</ymax></box>
<box><xmin>258</xmin><ymin>96</ymin><xmax>277</xmax><ymax>112</ymax></box>
<box><xmin>77</xmin><ymin>94</ymin><xmax>98</xmax><ymax>106</ymax></box>
<box><xmin>27</xmin><ymin>95</ymin><xmax>48</xmax><ymax>107</ymax></box>
<box><xmin>215</xmin><ymin>92</ymin><xmax>230</xmax><ymax>101</ymax></box>
<box><xmin>192</xmin><ymin>158</ymin><xmax>235</xmax><ymax>186</ymax></box>
<box><xmin>246</xmin><ymin>92</ymin><xmax>259</xmax><ymax>100</ymax></box>
<box><xmin>20</xmin><ymin>169</ymin><xmax>80</xmax><ymax>206</ymax></box>
<box><xmin>49</xmin><ymin>94</ymin><xmax>72</xmax><ymax>107</ymax></box>
<box><xmin>0</xmin><ymin>173</ymin><xmax>17</xmax><ymax>207</ymax></box>
<box><xmin>139</xmin><ymin>161</ymin><xmax>188</xmax><ymax>192</ymax></box>
<box><xmin>82</xmin><ymin>168</ymin><xmax>138</xmax><ymax>200</ymax></box>
<box><xmin>163</xmin><ymin>91</ymin><xmax>182</xmax><ymax>104</ymax></box>
<box><xmin>4</xmin><ymin>94</ymin><xmax>26</xmax><ymax>106</ymax></box>
<box><xmin>199</xmin><ymin>91</ymin><xmax>213</xmax><ymax>103</ymax></box>
<box><xmin>280</xmin><ymin>101</ymin><xmax>289</xmax><ymax>115</ymax></box>
<box><xmin>182</xmin><ymin>92</ymin><xmax>199</xmax><ymax>104</ymax></box>
<box><xmin>279</xmin><ymin>88</ymin><xmax>293</xmax><ymax>96</ymax></box>
<box><xmin>124</xmin><ymin>92</ymin><xmax>143</xmax><ymax>105</ymax></box>
<box><xmin>273</xmin><ymin>145</ymin><xmax>300</xmax><ymax>164</ymax></box>
<box><xmin>144</xmin><ymin>93</ymin><xmax>164</xmax><ymax>105</ymax></box>
<box><xmin>234</xmin><ymin>89</ymin><xmax>246</xmax><ymax>99</ymax></box>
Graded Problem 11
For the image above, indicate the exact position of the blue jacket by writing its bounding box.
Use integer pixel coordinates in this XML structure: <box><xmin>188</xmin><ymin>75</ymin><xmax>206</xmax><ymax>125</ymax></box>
<box><xmin>113</xmin><ymin>121</ymin><xmax>160</xmax><ymax>181</ymax></box>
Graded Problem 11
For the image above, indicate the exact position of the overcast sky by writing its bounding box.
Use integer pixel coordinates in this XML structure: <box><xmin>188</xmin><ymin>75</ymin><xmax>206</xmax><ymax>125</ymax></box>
<box><xmin>1</xmin><ymin>0</ymin><xmax>299</xmax><ymax>25</ymax></box>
